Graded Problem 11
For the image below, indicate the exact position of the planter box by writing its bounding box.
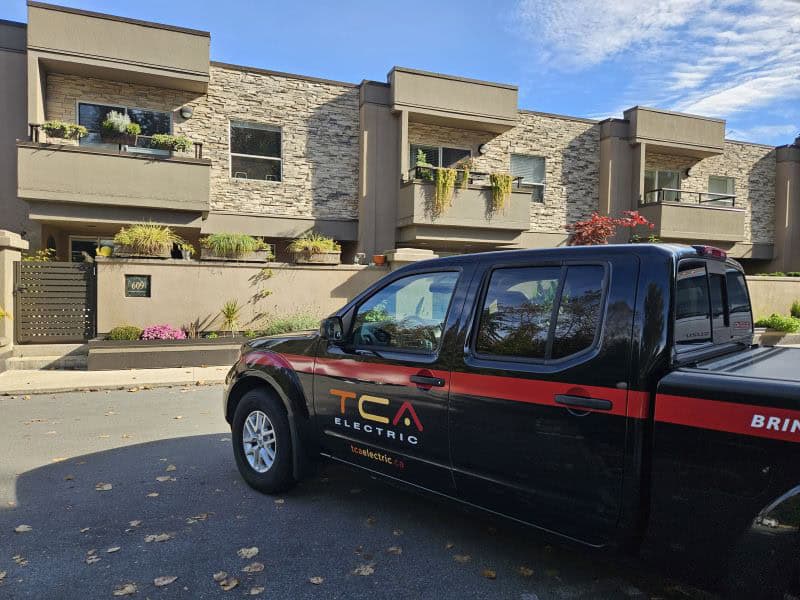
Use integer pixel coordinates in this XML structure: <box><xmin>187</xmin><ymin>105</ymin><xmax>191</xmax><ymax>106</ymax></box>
<box><xmin>101</xmin><ymin>133</ymin><xmax>138</xmax><ymax>146</ymax></box>
<box><xmin>753</xmin><ymin>328</ymin><xmax>800</xmax><ymax>347</ymax></box>
<box><xmin>200</xmin><ymin>248</ymin><xmax>272</xmax><ymax>263</ymax></box>
<box><xmin>88</xmin><ymin>336</ymin><xmax>247</xmax><ymax>370</ymax></box>
<box><xmin>112</xmin><ymin>244</ymin><xmax>172</xmax><ymax>259</ymax></box>
<box><xmin>292</xmin><ymin>251</ymin><xmax>341</xmax><ymax>265</ymax></box>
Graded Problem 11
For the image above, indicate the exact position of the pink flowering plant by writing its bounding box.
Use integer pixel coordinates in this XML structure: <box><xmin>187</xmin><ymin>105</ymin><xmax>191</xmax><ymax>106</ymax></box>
<box><xmin>141</xmin><ymin>324</ymin><xmax>187</xmax><ymax>340</ymax></box>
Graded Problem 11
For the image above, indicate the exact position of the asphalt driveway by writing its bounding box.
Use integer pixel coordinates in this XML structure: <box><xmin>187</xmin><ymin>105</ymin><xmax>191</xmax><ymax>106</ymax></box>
<box><xmin>0</xmin><ymin>386</ymin><xmax>714</xmax><ymax>599</ymax></box>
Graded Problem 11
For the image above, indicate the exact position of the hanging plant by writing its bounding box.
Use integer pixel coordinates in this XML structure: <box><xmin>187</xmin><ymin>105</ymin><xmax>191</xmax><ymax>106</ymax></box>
<box><xmin>489</xmin><ymin>173</ymin><xmax>513</xmax><ymax>213</ymax></box>
<box><xmin>434</xmin><ymin>167</ymin><xmax>457</xmax><ymax>215</ymax></box>
<box><xmin>415</xmin><ymin>148</ymin><xmax>434</xmax><ymax>181</ymax></box>
<box><xmin>457</xmin><ymin>157</ymin><xmax>474</xmax><ymax>190</ymax></box>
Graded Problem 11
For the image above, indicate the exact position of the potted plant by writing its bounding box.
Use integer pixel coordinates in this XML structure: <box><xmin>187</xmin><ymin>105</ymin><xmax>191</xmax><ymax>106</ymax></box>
<box><xmin>372</xmin><ymin>254</ymin><xmax>386</xmax><ymax>266</ymax></box>
<box><xmin>179</xmin><ymin>242</ymin><xmax>196</xmax><ymax>260</ymax></box>
<box><xmin>288</xmin><ymin>232</ymin><xmax>341</xmax><ymax>265</ymax></box>
<box><xmin>41</xmin><ymin>120</ymin><xmax>88</xmax><ymax>141</ymax></box>
<box><xmin>150</xmin><ymin>133</ymin><xmax>193</xmax><ymax>153</ymax></box>
<box><xmin>101</xmin><ymin>111</ymin><xmax>141</xmax><ymax>145</ymax></box>
<box><xmin>415</xmin><ymin>148</ymin><xmax>434</xmax><ymax>182</ymax></box>
<box><xmin>200</xmin><ymin>233</ymin><xmax>273</xmax><ymax>262</ymax></box>
<box><xmin>113</xmin><ymin>223</ymin><xmax>181</xmax><ymax>258</ymax></box>
<box><xmin>456</xmin><ymin>156</ymin><xmax>474</xmax><ymax>189</ymax></box>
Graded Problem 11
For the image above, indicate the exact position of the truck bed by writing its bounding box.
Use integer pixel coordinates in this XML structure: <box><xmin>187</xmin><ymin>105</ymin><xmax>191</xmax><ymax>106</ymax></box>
<box><xmin>693</xmin><ymin>345</ymin><xmax>800</xmax><ymax>383</ymax></box>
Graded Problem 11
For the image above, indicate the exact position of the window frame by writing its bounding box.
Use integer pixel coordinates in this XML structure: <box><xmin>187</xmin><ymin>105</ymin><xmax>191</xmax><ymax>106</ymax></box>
<box><xmin>644</xmin><ymin>169</ymin><xmax>681</xmax><ymax>203</ymax></box>
<box><xmin>76</xmin><ymin>100</ymin><xmax>173</xmax><ymax>154</ymax></box>
<box><xmin>229</xmin><ymin>120</ymin><xmax>283</xmax><ymax>182</ymax></box>
<box><xmin>68</xmin><ymin>235</ymin><xmax>115</xmax><ymax>263</ymax></box>
<box><xmin>510</xmin><ymin>153</ymin><xmax>546</xmax><ymax>202</ymax></box>
<box><xmin>346</xmin><ymin>268</ymin><xmax>462</xmax><ymax>357</ymax></box>
<box><xmin>468</xmin><ymin>260</ymin><xmax>609</xmax><ymax>366</ymax></box>
<box><xmin>409</xmin><ymin>144</ymin><xmax>472</xmax><ymax>169</ymax></box>
<box><xmin>707</xmin><ymin>175</ymin><xmax>735</xmax><ymax>199</ymax></box>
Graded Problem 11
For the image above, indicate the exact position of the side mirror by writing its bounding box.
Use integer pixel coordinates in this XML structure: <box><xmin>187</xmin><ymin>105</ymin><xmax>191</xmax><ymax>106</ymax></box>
<box><xmin>320</xmin><ymin>316</ymin><xmax>344</xmax><ymax>343</ymax></box>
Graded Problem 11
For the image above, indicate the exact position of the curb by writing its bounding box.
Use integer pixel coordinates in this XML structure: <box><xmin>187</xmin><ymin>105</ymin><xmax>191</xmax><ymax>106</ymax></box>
<box><xmin>0</xmin><ymin>378</ymin><xmax>226</xmax><ymax>397</ymax></box>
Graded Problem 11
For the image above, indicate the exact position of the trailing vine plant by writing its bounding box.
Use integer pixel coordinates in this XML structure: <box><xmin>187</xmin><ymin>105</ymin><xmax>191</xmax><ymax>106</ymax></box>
<box><xmin>457</xmin><ymin>157</ymin><xmax>474</xmax><ymax>190</ymax></box>
<box><xmin>489</xmin><ymin>173</ymin><xmax>513</xmax><ymax>213</ymax></box>
<box><xmin>434</xmin><ymin>167</ymin><xmax>457</xmax><ymax>216</ymax></box>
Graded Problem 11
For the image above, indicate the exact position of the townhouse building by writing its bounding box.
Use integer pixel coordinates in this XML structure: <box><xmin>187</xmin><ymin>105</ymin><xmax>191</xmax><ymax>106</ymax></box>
<box><xmin>1</xmin><ymin>2</ymin><xmax>799</xmax><ymax>271</ymax></box>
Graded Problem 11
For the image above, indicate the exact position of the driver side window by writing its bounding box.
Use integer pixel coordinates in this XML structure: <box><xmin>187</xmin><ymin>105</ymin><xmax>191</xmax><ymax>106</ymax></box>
<box><xmin>351</xmin><ymin>271</ymin><xmax>459</xmax><ymax>353</ymax></box>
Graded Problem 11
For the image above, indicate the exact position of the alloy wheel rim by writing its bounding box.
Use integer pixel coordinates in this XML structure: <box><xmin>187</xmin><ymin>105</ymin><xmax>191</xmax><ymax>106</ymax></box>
<box><xmin>242</xmin><ymin>410</ymin><xmax>276</xmax><ymax>473</ymax></box>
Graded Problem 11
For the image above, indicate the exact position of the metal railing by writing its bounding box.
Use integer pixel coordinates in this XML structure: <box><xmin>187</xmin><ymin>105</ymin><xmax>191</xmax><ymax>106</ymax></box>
<box><xmin>642</xmin><ymin>187</ymin><xmax>737</xmax><ymax>208</ymax></box>
<box><xmin>407</xmin><ymin>165</ymin><xmax>525</xmax><ymax>188</ymax></box>
<box><xmin>29</xmin><ymin>124</ymin><xmax>204</xmax><ymax>159</ymax></box>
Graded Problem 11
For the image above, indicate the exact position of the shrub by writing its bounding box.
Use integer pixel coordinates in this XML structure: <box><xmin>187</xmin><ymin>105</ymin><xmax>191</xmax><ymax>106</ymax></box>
<box><xmin>141</xmin><ymin>324</ymin><xmax>186</xmax><ymax>340</ymax></box>
<box><xmin>101</xmin><ymin>111</ymin><xmax>141</xmax><ymax>136</ymax></box>
<box><xmin>0</xmin><ymin>306</ymin><xmax>10</xmax><ymax>320</ymax></box>
<box><xmin>219</xmin><ymin>299</ymin><xmax>242</xmax><ymax>335</ymax></box>
<box><xmin>21</xmin><ymin>248</ymin><xmax>56</xmax><ymax>262</ymax></box>
<box><xmin>107</xmin><ymin>325</ymin><xmax>143</xmax><ymax>340</ymax></box>
<box><xmin>791</xmin><ymin>300</ymin><xmax>800</xmax><ymax>319</ymax></box>
<box><xmin>41</xmin><ymin>120</ymin><xmax>87</xmax><ymax>140</ymax></box>
<box><xmin>287</xmin><ymin>232</ymin><xmax>341</xmax><ymax>255</ymax></box>
<box><xmin>258</xmin><ymin>313</ymin><xmax>321</xmax><ymax>336</ymax></box>
<box><xmin>754</xmin><ymin>314</ymin><xmax>800</xmax><ymax>333</ymax></box>
<box><xmin>114</xmin><ymin>224</ymin><xmax>181</xmax><ymax>256</ymax></box>
<box><xmin>150</xmin><ymin>133</ymin><xmax>193</xmax><ymax>152</ymax></box>
<box><xmin>200</xmin><ymin>233</ymin><xmax>271</xmax><ymax>258</ymax></box>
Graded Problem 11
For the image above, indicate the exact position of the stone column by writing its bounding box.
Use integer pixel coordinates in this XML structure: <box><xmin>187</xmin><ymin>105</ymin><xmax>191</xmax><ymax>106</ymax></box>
<box><xmin>0</xmin><ymin>230</ymin><xmax>29</xmax><ymax>351</ymax></box>
<box><xmin>772</xmin><ymin>141</ymin><xmax>800</xmax><ymax>272</ymax></box>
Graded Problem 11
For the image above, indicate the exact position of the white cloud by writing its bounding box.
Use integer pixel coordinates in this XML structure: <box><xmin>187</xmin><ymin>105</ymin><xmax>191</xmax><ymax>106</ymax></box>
<box><xmin>515</xmin><ymin>0</ymin><xmax>800</xmax><ymax>120</ymax></box>
<box><xmin>726</xmin><ymin>123</ymin><xmax>798</xmax><ymax>141</ymax></box>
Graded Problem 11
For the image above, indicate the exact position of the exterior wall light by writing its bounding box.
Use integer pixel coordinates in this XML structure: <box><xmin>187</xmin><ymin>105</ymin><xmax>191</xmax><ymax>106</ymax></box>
<box><xmin>180</xmin><ymin>106</ymin><xmax>193</xmax><ymax>119</ymax></box>
<box><xmin>478</xmin><ymin>144</ymin><xmax>488</xmax><ymax>155</ymax></box>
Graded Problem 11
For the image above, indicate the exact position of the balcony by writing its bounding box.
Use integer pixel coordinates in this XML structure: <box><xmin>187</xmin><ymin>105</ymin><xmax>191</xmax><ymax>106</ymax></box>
<box><xmin>17</xmin><ymin>139</ymin><xmax>211</xmax><ymax>215</ymax></box>
<box><xmin>397</xmin><ymin>167</ymin><xmax>531</xmax><ymax>246</ymax></box>
<box><xmin>639</xmin><ymin>189</ymin><xmax>745</xmax><ymax>242</ymax></box>
<box><xmin>624</xmin><ymin>106</ymin><xmax>724</xmax><ymax>158</ymax></box>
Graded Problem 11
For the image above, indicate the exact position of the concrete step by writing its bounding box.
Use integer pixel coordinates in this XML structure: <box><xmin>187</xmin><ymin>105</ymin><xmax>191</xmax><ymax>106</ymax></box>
<box><xmin>12</xmin><ymin>343</ymin><xmax>88</xmax><ymax>358</ymax></box>
<box><xmin>4</xmin><ymin>355</ymin><xmax>87</xmax><ymax>371</ymax></box>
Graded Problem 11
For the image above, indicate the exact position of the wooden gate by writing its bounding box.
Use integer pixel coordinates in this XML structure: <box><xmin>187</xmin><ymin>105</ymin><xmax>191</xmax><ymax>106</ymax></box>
<box><xmin>14</xmin><ymin>262</ymin><xmax>96</xmax><ymax>344</ymax></box>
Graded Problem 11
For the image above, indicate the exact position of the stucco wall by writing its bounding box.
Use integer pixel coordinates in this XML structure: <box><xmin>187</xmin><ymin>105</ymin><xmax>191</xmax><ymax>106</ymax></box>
<box><xmin>44</xmin><ymin>65</ymin><xmax>360</xmax><ymax>222</ymax></box>
<box><xmin>95</xmin><ymin>259</ymin><xmax>385</xmax><ymax>333</ymax></box>
<box><xmin>646</xmin><ymin>141</ymin><xmax>775</xmax><ymax>245</ymax></box>
<box><xmin>746</xmin><ymin>276</ymin><xmax>800</xmax><ymax>319</ymax></box>
<box><xmin>408</xmin><ymin>111</ymin><xmax>600</xmax><ymax>234</ymax></box>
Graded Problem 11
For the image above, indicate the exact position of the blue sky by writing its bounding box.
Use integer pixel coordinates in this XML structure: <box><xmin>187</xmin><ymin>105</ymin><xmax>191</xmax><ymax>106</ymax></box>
<box><xmin>4</xmin><ymin>0</ymin><xmax>799</xmax><ymax>145</ymax></box>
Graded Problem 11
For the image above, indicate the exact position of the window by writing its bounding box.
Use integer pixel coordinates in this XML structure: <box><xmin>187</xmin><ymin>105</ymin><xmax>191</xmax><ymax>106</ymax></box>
<box><xmin>709</xmin><ymin>273</ymin><xmax>729</xmax><ymax>328</ymax></box>
<box><xmin>475</xmin><ymin>264</ymin><xmax>605</xmax><ymax>361</ymax></box>
<box><xmin>511</xmin><ymin>154</ymin><xmax>545</xmax><ymax>202</ymax></box>
<box><xmin>726</xmin><ymin>268</ymin><xmax>753</xmax><ymax>338</ymax></box>
<box><xmin>644</xmin><ymin>169</ymin><xmax>681</xmax><ymax>203</ymax></box>
<box><xmin>351</xmin><ymin>271</ymin><xmax>459</xmax><ymax>353</ymax></box>
<box><xmin>69</xmin><ymin>236</ymin><xmax>114</xmax><ymax>263</ymax></box>
<box><xmin>77</xmin><ymin>102</ymin><xmax>171</xmax><ymax>154</ymax></box>
<box><xmin>708</xmin><ymin>176</ymin><xmax>735</xmax><ymax>206</ymax></box>
<box><xmin>675</xmin><ymin>261</ymin><xmax>711</xmax><ymax>344</ymax></box>
<box><xmin>230</xmin><ymin>121</ymin><xmax>282</xmax><ymax>181</ymax></box>
<box><xmin>410</xmin><ymin>145</ymin><xmax>470</xmax><ymax>169</ymax></box>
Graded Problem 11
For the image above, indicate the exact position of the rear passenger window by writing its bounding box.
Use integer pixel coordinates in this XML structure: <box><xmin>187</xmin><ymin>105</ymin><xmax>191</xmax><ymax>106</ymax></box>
<box><xmin>551</xmin><ymin>266</ymin><xmax>605</xmax><ymax>359</ymax></box>
<box><xmin>475</xmin><ymin>264</ymin><xmax>605</xmax><ymax>361</ymax></box>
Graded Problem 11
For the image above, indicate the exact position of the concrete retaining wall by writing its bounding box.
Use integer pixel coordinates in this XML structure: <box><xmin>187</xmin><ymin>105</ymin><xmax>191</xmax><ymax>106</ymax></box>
<box><xmin>746</xmin><ymin>276</ymin><xmax>800</xmax><ymax>318</ymax></box>
<box><xmin>95</xmin><ymin>258</ymin><xmax>386</xmax><ymax>334</ymax></box>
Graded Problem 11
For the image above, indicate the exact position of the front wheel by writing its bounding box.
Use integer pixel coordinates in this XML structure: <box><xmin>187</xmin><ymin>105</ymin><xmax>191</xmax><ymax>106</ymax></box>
<box><xmin>231</xmin><ymin>388</ymin><xmax>296</xmax><ymax>494</ymax></box>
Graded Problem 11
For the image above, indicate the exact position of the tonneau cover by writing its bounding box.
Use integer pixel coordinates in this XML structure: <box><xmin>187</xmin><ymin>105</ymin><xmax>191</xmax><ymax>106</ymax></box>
<box><xmin>693</xmin><ymin>345</ymin><xmax>800</xmax><ymax>382</ymax></box>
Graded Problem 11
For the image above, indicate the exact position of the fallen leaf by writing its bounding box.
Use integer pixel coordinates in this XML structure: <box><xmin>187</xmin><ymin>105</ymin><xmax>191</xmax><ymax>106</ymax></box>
<box><xmin>0</xmin><ymin>571</ymin><xmax>6</xmax><ymax>581</ymax></box>
<box><xmin>98</xmin><ymin>434</ymin><xmax>110</xmax><ymax>439</ymax></box>
<box><xmin>86</xmin><ymin>555</ymin><xmax>101</xmax><ymax>565</ymax></box>
<box><xmin>105</xmin><ymin>411</ymin><xmax>116</xmax><ymax>416</ymax></box>
<box><xmin>13</xmin><ymin>554</ymin><xmax>28</xmax><ymax>566</ymax></box>
<box><xmin>366</xmin><ymin>516</ymin><xmax>377</xmax><ymax>526</ymax></box>
<box><xmin>128</xmin><ymin>387</ymin><xmax>139</xmax><ymax>393</ymax></box>
<box><xmin>482</xmin><ymin>569</ymin><xmax>497</xmax><ymax>580</ymax></box>
<box><xmin>386</xmin><ymin>546</ymin><xmax>402</xmax><ymax>555</ymax></box>
<box><xmin>165</xmin><ymin>465</ymin><xmax>177</xmax><ymax>472</ymax></box>
<box><xmin>64</xmin><ymin>474</ymin><xmax>75</xmax><ymax>481</ymax></box>
<box><xmin>121</xmin><ymin>434</ymin><xmax>132</xmax><ymax>439</ymax></box>
<box><xmin>155</xmin><ymin>476</ymin><xmax>175</xmax><ymax>482</ymax></box>
<box><xmin>453</xmin><ymin>554</ymin><xmax>472</xmax><ymax>563</ymax></box>
<box><xmin>220</xmin><ymin>576</ymin><xmax>239</xmax><ymax>591</ymax></box>
<box><xmin>445</xmin><ymin>541</ymin><xmax>455</xmax><ymax>550</ymax></box>
<box><xmin>106</xmin><ymin>546</ymin><xmax>121</xmax><ymax>553</ymax></box>
<box><xmin>173</xmin><ymin>415</ymin><xmax>183</xmax><ymax>420</ymax></box>
<box><xmin>52</xmin><ymin>457</ymin><xmax>67</xmax><ymax>463</ymax></box>
<box><xmin>237</xmin><ymin>547</ymin><xmax>259</xmax><ymax>559</ymax></box>
<box><xmin>112</xmin><ymin>583</ymin><xmax>137</xmax><ymax>596</ymax></box>
<box><xmin>146</xmin><ymin>492</ymin><xmax>159</xmax><ymax>498</ymax></box>
<box><xmin>309</xmin><ymin>576</ymin><xmax>323</xmax><ymax>585</ymax></box>
<box><xmin>518</xmin><ymin>566</ymin><xmax>534</xmax><ymax>577</ymax></box>
<box><xmin>274</xmin><ymin>498</ymin><xmax>284</xmax><ymax>504</ymax></box>
<box><xmin>392</xmin><ymin>529</ymin><xmax>403</xmax><ymax>536</ymax></box>
<box><xmin>249</xmin><ymin>586</ymin><xmax>265</xmax><ymax>595</ymax></box>
<box><xmin>144</xmin><ymin>533</ymin><xmax>172</xmax><ymax>543</ymax></box>
<box><xmin>213</xmin><ymin>571</ymin><xmax>228</xmax><ymax>582</ymax></box>
<box><xmin>353</xmin><ymin>563</ymin><xmax>375</xmax><ymax>576</ymax></box>
<box><xmin>95</xmin><ymin>482</ymin><xmax>112</xmax><ymax>491</ymax></box>
<box><xmin>80</xmin><ymin>527</ymin><xmax>90</xmax><ymax>533</ymax></box>
<box><xmin>242</xmin><ymin>562</ymin><xmax>264</xmax><ymax>573</ymax></box>
<box><xmin>154</xmin><ymin>576</ymin><xmax>177</xmax><ymax>587</ymax></box>
<box><xmin>14</xmin><ymin>524</ymin><xmax>32</xmax><ymax>533</ymax></box>
<box><xmin>46</xmin><ymin>430</ymin><xmax>57</xmax><ymax>435</ymax></box>
<box><xmin>128</xmin><ymin>520</ymin><xmax>141</xmax><ymax>528</ymax></box>
<box><xmin>186</xmin><ymin>513</ymin><xmax>211</xmax><ymax>524</ymax></box>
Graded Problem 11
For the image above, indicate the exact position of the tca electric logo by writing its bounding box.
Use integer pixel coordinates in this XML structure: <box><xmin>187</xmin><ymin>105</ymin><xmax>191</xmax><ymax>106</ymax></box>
<box><xmin>330</xmin><ymin>388</ymin><xmax>423</xmax><ymax>445</ymax></box>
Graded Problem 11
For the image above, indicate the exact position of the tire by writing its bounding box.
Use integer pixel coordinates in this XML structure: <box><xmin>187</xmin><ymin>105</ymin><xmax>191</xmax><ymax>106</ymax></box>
<box><xmin>231</xmin><ymin>388</ymin><xmax>296</xmax><ymax>494</ymax></box>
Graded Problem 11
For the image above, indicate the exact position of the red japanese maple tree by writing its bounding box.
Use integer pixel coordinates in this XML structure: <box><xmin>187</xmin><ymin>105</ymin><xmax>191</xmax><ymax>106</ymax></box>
<box><xmin>567</xmin><ymin>211</ymin><xmax>654</xmax><ymax>246</ymax></box>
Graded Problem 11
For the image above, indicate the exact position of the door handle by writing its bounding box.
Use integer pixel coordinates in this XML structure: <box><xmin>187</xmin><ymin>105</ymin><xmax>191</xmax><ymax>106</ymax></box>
<box><xmin>554</xmin><ymin>394</ymin><xmax>612</xmax><ymax>411</ymax></box>
<box><xmin>410</xmin><ymin>374</ymin><xmax>445</xmax><ymax>387</ymax></box>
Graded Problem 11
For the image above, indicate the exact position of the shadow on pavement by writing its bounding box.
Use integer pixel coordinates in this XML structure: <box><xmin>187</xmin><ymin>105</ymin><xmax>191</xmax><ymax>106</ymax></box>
<box><xmin>0</xmin><ymin>434</ymin><xmax>716</xmax><ymax>599</ymax></box>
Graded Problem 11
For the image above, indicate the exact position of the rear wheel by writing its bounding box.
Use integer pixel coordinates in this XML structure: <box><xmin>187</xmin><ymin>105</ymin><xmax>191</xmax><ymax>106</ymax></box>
<box><xmin>231</xmin><ymin>388</ymin><xmax>295</xmax><ymax>494</ymax></box>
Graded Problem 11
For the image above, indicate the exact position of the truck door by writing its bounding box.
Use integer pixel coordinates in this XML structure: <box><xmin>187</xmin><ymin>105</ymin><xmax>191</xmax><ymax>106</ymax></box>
<box><xmin>449</xmin><ymin>254</ymin><xmax>638</xmax><ymax>543</ymax></box>
<box><xmin>313</xmin><ymin>267</ymin><xmax>467</xmax><ymax>494</ymax></box>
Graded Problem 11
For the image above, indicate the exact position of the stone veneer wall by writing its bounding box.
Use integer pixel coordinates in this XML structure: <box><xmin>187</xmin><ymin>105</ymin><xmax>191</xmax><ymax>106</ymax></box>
<box><xmin>645</xmin><ymin>142</ymin><xmax>775</xmax><ymax>245</ymax></box>
<box><xmin>44</xmin><ymin>67</ymin><xmax>360</xmax><ymax>222</ymax></box>
<box><xmin>409</xmin><ymin>111</ymin><xmax>600</xmax><ymax>234</ymax></box>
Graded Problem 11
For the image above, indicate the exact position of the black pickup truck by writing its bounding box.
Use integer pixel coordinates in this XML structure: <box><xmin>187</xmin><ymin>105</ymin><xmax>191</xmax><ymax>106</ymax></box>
<box><xmin>223</xmin><ymin>244</ymin><xmax>799</xmax><ymax>598</ymax></box>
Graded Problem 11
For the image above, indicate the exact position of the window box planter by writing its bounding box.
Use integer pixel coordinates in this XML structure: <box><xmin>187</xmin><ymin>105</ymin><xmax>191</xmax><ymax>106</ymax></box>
<box><xmin>87</xmin><ymin>336</ymin><xmax>247</xmax><ymax>370</ymax></box>
<box><xmin>199</xmin><ymin>248</ymin><xmax>273</xmax><ymax>263</ymax></box>
<box><xmin>100</xmin><ymin>132</ymin><xmax>138</xmax><ymax>146</ymax></box>
<box><xmin>112</xmin><ymin>244</ymin><xmax>172</xmax><ymax>259</ymax></box>
<box><xmin>291</xmin><ymin>251</ymin><xmax>341</xmax><ymax>265</ymax></box>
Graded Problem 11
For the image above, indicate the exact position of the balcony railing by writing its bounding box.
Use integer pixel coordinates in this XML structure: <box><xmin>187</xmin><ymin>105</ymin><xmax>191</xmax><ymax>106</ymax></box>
<box><xmin>407</xmin><ymin>165</ymin><xmax>525</xmax><ymax>188</ymax></box>
<box><xmin>29</xmin><ymin>124</ymin><xmax>204</xmax><ymax>159</ymax></box>
<box><xmin>642</xmin><ymin>187</ymin><xmax>736</xmax><ymax>208</ymax></box>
